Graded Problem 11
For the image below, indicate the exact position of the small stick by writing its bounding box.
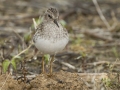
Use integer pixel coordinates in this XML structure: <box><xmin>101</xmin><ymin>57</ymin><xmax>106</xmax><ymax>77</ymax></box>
<box><xmin>56</xmin><ymin>60</ymin><xmax>76</xmax><ymax>70</ymax></box>
<box><xmin>32</xmin><ymin>18</ymin><xmax>37</xmax><ymax>30</ymax></box>
<box><xmin>92</xmin><ymin>0</ymin><xmax>110</xmax><ymax>30</ymax></box>
<box><xmin>12</xmin><ymin>30</ymin><xmax>25</xmax><ymax>49</ymax></box>
<box><xmin>22</xmin><ymin>58</ymin><xmax>27</xmax><ymax>82</ymax></box>
<box><xmin>83</xmin><ymin>30</ymin><xmax>113</xmax><ymax>42</ymax></box>
<box><xmin>13</xmin><ymin>43</ymin><xmax>33</xmax><ymax>59</ymax></box>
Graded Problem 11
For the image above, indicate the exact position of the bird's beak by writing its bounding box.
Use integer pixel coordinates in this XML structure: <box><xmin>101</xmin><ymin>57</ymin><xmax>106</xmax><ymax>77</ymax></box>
<box><xmin>54</xmin><ymin>19</ymin><xmax>59</xmax><ymax>27</ymax></box>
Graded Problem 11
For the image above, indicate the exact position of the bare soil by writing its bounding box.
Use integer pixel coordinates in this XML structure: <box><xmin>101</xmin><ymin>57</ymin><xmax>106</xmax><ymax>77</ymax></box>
<box><xmin>0</xmin><ymin>71</ymin><xmax>88</xmax><ymax>90</ymax></box>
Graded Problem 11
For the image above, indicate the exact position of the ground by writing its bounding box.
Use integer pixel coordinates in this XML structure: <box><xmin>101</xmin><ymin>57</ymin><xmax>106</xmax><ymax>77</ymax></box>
<box><xmin>0</xmin><ymin>71</ymin><xmax>88</xmax><ymax>90</ymax></box>
<box><xmin>0</xmin><ymin>0</ymin><xmax>120</xmax><ymax>90</ymax></box>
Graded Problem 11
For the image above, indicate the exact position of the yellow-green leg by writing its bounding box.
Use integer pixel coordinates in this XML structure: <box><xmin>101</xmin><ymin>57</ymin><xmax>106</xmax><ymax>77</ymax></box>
<box><xmin>49</xmin><ymin>55</ymin><xmax>55</xmax><ymax>75</ymax></box>
<box><xmin>42</xmin><ymin>55</ymin><xmax>45</xmax><ymax>74</ymax></box>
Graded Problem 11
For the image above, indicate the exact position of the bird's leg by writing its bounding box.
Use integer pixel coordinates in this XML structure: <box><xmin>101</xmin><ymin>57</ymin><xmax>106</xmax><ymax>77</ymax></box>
<box><xmin>49</xmin><ymin>55</ymin><xmax>55</xmax><ymax>75</ymax></box>
<box><xmin>41</xmin><ymin>55</ymin><xmax>45</xmax><ymax>74</ymax></box>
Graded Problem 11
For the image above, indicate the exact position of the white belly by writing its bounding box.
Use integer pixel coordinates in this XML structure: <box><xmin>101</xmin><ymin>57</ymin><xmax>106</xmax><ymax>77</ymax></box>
<box><xmin>34</xmin><ymin>38</ymin><xmax>68</xmax><ymax>54</ymax></box>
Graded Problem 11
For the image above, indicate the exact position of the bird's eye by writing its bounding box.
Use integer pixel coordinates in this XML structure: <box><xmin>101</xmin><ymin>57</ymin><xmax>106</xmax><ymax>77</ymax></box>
<box><xmin>48</xmin><ymin>15</ymin><xmax>52</xmax><ymax>19</ymax></box>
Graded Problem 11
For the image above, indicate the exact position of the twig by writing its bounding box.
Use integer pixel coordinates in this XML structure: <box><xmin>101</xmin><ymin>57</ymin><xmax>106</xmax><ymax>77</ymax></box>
<box><xmin>22</xmin><ymin>58</ymin><xmax>27</xmax><ymax>82</ymax></box>
<box><xmin>87</xmin><ymin>61</ymin><xmax>110</xmax><ymax>66</ymax></box>
<box><xmin>92</xmin><ymin>0</ymin><xmax>110</xmax><ymax>30</ymax></box>
<box><xmin>0</xmin><ymin>73</ymin><xmax>10</xmax><ymax>90</ymax></box>
<box><xmin>32</xmin><ymin>18</ymin><xmax>37</xmax><ymax>29</ymax></box>
<box><xmin>0</xmin><ymin>27</ymin><xmax>27</xmax><ymax>33</ymax></box>
<box><xmin>0</xmin><ymin>50</ymin><xmax>4</xmax><ymax>60</ymax></box>
<box><xmin>60</xmin><ymin>10</ymin><xmax>76</xmax><ymax>19</ymax></box>
<box><xmin>110</xmin><ymin>11</ymin><xmax>118</xmax><ymax>31</ymax></box>
<box><xmin>56</xmin><ymin>59</ymin><xmax>76</xmax><ymax>70</ymax></box>
<box><xmin>12</xmin><ymin>74</ymin><xmax>37</xmax><ymax>80</ymax></box>
<box><xmin>83</xmin><ymin>30</ymin><xmax>113</xmax><ymax>42</ymax></box>
<box><xmin>94</xmin><ymin>43</ymin><xmax>120</xmax><ymax>48</ymax></box>
<box><xmin>12</xmin><ymin>43</ymin><xmax>33</xmax><ymax>81</ymax></box>
<box><xmin>12</xmin><ymin>30</ymin><xmax>25</xmax><ymax>49</ymax></box>
<box><xmin>0</xmin><ymin>14</ymin><xmax>39</xmax><ymax>21</ymax></box>
<box><xmin>78</xmin><ymin>73</ymin><xmax>108</xmax><ymax>80</ymax></box>
<box><xmin>13</xmin><ymin>43</ymin><xmax>33</xmax><ymax>59</ymax></box>
<box><xmin>87</xmin><ymin>60</ymin><xmax>120</xmax><ymax>66</ymax></box>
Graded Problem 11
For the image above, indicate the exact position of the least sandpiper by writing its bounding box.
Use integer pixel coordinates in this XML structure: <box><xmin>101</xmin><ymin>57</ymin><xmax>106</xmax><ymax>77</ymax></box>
<box><xmin>33</xmin><ymin>7</ymin><xmax>69</xmax><ymax>75</ymax></box>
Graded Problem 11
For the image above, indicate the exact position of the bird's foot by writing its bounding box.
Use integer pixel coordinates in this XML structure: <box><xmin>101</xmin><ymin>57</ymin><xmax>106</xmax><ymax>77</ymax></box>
<box><xmin>47</xmin><ymin>73</ymin><xmax>54</xmax><ymax>77</ymax></box>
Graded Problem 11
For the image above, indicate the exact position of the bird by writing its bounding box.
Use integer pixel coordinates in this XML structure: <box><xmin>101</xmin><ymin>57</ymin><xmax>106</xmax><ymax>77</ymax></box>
<box><xmin>33</xmin><ymin>7</ymin><xmax>69</xmax><ymax>75</ymax></box>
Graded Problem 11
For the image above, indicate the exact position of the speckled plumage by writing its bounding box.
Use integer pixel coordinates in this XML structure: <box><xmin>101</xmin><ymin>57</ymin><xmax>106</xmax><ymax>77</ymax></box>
<box><xmin>33</xmin><ymin>22</ymin><xmax>68</xmax><ymax>43</ymax></box>
<box><xmin>33</xmin><ymin>7</ymin><xmax>69</xmax><ymax>74</ymax></box>
<box><xmin>33</xmin><ymin>8</ymin><xmax>69</xmax><ymax>55</ymax></box>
